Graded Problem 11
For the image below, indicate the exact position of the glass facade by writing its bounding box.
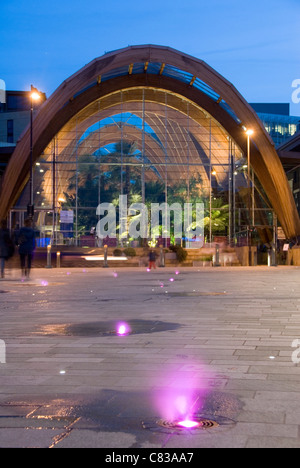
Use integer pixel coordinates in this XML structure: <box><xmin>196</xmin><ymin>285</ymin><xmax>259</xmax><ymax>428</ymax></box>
<box><xmin>257</xmin><ymin>112</ymin><xmax>300</xmax><ymax>147</ymax></box>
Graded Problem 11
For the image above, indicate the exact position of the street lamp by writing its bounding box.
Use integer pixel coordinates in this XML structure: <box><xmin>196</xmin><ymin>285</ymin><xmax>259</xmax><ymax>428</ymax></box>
<box><xmin>28</xmin><ymin>85</ymin><xmax>41</xmax><ymax>220</ymax></box>
<box><xmin>245</xmin><ymin>129</ymin><xmax>254</xmax><ymax>263</ymax></box>
<box><xmin>245</xmin><ymin>129</ymin><xmax>254</xmax><ymax>225</ymax></box>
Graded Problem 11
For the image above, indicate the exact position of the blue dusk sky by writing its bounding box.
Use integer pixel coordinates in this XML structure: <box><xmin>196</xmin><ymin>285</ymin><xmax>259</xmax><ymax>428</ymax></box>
<box><xmin>1</xmin><ymin>0</ymin><xmax>300</xmax><ymax>115</ymax></box>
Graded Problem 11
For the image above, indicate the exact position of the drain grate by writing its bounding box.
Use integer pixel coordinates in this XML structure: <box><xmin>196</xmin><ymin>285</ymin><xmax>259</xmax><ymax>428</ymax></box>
<box><xmin>143</xmin><ymin>414</ymin><xmax>219</xmax><ymax>434</ymax></box>
<box><xmin>156</xmin><ymin>417</ymin><xmax>219</xmax><ymax>430</ymax></box>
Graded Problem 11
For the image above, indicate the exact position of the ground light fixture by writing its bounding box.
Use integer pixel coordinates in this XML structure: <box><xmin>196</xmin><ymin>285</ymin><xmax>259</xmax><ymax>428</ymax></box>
<box><xmin>155</xmin><ymin>417</ymin><xmax>219</xmax><ymax>431</ymax></box>
<box><xmin>116</xmin><ymin>322</ymin><xmax>131</xmax><ymax>336</ymax></box>
<box><xmin>177</xmin><ymin>420</ymin><xmax>200</xmax><ymax>429</ymax></box>
<box><xmin>118</xmin><ymin>325</ymin><xmax>127</xmax><ymax>335</ymax></box>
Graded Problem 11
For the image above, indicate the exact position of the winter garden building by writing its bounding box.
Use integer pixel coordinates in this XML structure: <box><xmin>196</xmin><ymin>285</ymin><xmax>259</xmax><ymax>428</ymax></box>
<box><xmin>0</xmin><ymin>45</ymin><xmax>300</xmax><ymax>249</ymax></box>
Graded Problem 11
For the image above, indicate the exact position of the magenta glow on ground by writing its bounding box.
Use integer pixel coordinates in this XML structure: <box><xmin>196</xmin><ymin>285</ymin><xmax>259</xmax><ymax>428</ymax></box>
<box><xmin>177</xmin><ymin>420</ymin><xmax>200</xmax><ymax>428</ymax></box>
<box><xmin>116</xmin><ymin>322</ymin><xmax>131</xmax><ymax>335</ymax></box>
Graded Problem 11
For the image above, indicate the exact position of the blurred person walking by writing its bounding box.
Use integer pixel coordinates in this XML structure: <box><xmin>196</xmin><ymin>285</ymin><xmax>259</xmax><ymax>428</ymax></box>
<box><xmin>148</xmin><ymin>249</ymin><xmax>157</xmax><ymax>270</ymax></box>
<box><xmin>17</xmin><ymin>219</ymin><xmax>36</xmax><ymax>280</ymax></box>
<box><xmin>0</xmin><ymin>219</ymin><xmax>14</xmax><ymax>279</ymax></box>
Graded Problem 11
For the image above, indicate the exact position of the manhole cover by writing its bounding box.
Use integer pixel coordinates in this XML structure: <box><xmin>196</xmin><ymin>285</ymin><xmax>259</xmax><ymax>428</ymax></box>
<box><xmin>143</xmin><ymin>391</ymin><xmax>241</xmax><ymax>434</ymax></box>
<box><xmin>33</xmin><ymin>319</ymin><xmax>181</xmax><ymax>337</ymax></box>
<box><xmin>142</xmin><ymin>415</ymin><xmax>219</xmax><ymax>434</ymax></box>
<box><xmin>156</xmin><ymin>417</ymin><xmax>219</xmax><ymax>430</ymax></box>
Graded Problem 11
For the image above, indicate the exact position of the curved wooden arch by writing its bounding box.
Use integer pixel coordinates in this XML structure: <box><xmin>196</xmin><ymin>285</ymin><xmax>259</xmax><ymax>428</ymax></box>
<box><xmin>1</xmin><ymin>45</ymin><xmax>299</xmax><ymax>237</ymax></box>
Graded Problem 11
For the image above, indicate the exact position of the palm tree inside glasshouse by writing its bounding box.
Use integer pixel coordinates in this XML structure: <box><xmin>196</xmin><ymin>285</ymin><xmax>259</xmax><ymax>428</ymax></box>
<box><xmin>61</xmin><ymin>141</ymin><xmax>230</xmax><ymax>242</ymax></box>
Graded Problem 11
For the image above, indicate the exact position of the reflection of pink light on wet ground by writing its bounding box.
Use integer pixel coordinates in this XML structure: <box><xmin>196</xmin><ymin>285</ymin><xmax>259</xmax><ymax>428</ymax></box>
<box><xmin>169</xmin><ymin>278</ymin><xmax>174</xmax><ymax>282</ymax></box>
<box><xmin>40</xmin><ymin>280</ymin><xmax>48</xmax><ymax>287</ymax></box>
<box><xmin>113</xmin><ymin>272</ymin><xmax>118</xmax><ymax>278</ymax></box>
<box><xmin>177</xmin><ymin>420</ymin><xmax>200</xmax><ymax>429</ymax></box>
<box><xmin>175</xmin><ymin>271</ymin><xmax>180</xmax><ymax>275</ymax></box>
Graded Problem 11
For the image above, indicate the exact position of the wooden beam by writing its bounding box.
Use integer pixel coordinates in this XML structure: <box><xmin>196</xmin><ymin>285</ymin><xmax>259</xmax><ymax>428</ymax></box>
<box><xmin>159</xmin><ymin>63</ymin><xmax>165</xmax><ymax>75</ymax></box>
<box><xmin>189</xmin><ymin>75</ymin><xmax>196</xmax><ymax>86</ymax></box>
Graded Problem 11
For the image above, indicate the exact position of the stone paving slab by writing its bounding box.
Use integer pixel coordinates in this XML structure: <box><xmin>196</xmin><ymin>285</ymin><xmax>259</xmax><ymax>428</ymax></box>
<box><xmin>0</xmin><ymin>266</ymin><xmax>300</xmax><ymax>448</ymax></box>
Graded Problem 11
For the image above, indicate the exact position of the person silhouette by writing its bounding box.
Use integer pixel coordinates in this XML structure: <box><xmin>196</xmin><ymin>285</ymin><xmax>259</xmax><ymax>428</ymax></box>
<box><xmin>17</xmin><ymin>219</ymin><xmax>36</xmax><ymax>280</ymax></box>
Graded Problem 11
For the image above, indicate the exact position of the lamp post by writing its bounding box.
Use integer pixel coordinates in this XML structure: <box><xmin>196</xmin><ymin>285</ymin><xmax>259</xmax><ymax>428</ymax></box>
<box><xmin>245</xmin><ymin>129</ymin><xmax>254</xmax><ymax>263</ymax></box>
<box><xmin>210</xmin><ymin>168</ymin><xmax>217</xmax><ymax>245</ymax></box>
<box><xmin>28</xmin><ymin>85</ymin><xmax>41</xmax><ymax>220</ymax></box>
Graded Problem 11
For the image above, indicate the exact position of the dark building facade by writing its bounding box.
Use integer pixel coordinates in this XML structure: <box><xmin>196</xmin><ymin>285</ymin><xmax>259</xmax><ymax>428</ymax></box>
<box><xmin>277</xmin><ymin>132</ymin><xmax>300</xmax><ymax>214</ymax></box>
<box><xmin>0</xmin><ymin>90</ymin><xmax>46</xmax><ymax>187</ymax></box>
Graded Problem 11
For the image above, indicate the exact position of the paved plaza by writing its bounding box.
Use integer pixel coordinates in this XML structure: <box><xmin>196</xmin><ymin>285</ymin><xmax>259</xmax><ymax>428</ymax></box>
<box><xmin>0</xmin><ymin>266</ymin><xmax>300</xmax><ymax>448</ymax></box>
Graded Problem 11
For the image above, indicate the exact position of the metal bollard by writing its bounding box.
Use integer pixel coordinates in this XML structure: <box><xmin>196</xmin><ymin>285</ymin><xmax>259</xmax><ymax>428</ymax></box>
<box><xmin>214</xmin><ymin>244</ymin><xmax>221</xmax><ymax>267</ymax></box>
<box><xmin>46</xmin><ymin>244</ymin><xmax>52</xmax><ymax>269</ymax></box>
<box><xmin>268</xmin><ymin>250</ymin><xmax>272</xmax><ymax>267</ymax></box>
<box><xmin>103</xmin><ymin>244</ymin><xmax>109</xmax><ymax>268</ymax></box>
<box><xmin>159</xmin><ymin>245</ymin><xmax>165</xmax><ymax>268</ymax></box>
<box><xmin>253</xmin><ymin>249</ymin><xmax>258</xmax><ymax>267</ymax></box>
<box><xmin>268</xmin><ymin>246</ymin><xmax>277</xmax><ymax>267</ymax></box>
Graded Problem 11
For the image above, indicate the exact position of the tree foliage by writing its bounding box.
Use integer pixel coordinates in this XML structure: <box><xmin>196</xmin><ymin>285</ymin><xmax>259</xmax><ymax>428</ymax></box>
<box><xmin>62</xmin><ymin>142</ymin><xmax>230</xmax><ymax>241</ymax></box>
